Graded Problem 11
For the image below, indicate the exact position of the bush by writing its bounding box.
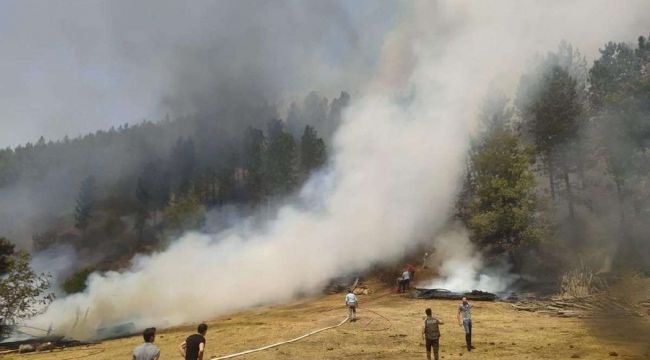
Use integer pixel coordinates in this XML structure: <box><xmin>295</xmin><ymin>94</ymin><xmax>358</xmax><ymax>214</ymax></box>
<box><xmin>62</xmin><ymin>268</ymin><xmax>93</xmax><ymax>294</ymax></box>
<box><xmin>0</xmin><ymin>248</ymin><xmax>53</xmax><ymax>337</ymax></box>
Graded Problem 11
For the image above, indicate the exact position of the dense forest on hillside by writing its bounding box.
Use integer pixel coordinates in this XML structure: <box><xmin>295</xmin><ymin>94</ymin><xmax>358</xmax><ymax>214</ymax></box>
<box><xmin>0</xmin><ymin>91</ymin><xmax>349</xmax><ymax>286</ymax></box>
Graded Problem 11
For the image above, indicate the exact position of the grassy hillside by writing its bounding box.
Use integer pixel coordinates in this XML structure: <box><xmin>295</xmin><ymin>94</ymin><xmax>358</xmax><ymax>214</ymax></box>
<box><xmin>5</xmin><ymin>280</ymin><xmax>648</xmax><ymax>360</ymax></box>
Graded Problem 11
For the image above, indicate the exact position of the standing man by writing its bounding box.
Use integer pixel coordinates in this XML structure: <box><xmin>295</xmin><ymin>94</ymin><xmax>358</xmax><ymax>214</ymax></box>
<box><xmin>179</xmin><ymin>323</ymin><xmax>208</xmax><ymax>360</ymax></box>
<box><xmin>422</xmin><ymin>308</ymin><xmax>444</xmax><ymax>360</ymax></box>
<box><xmin>401</xmin><ymin>268</ymin><xmax>411</xmax><ymax>292</ymax></box>
<box><xmin>132</xmin><ymin>327</ymin><xmax>160</xmax><ymax>360</ymax></box>
<box><xmin>405</xmin><ymin>263</ymin><xmax>416</xmax><ymax>282</ymax></box>
<box><xmin>345</xmin><ymin>289</ymin><xmax>358</xmax><ymax>322</ymax></box>
<box><xmin>457</xmin><ymin>297</ymin><xmax>473</xmax><ymax>351</ymax></box>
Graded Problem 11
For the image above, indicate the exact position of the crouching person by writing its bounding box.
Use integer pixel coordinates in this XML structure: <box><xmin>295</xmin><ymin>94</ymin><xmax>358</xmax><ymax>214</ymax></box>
<box><xmin>345</xmin><ymin>289</ymin><xmax>358</xmax><ymax>321</ymax></box>
<box><xmin>422</xmin><ymin>308</ymin><xmax>443</xmax><ymax>360</ymax></box>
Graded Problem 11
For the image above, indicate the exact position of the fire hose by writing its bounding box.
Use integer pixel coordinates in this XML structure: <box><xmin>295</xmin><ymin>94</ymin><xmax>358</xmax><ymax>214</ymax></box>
<box><xmin>211</xmin><ymin>278</ymin><xmax>367</xmax><ymax>359</ymax></box>
<box><xmin>210</xmin><ymin>316</ymin><xmax>350</xmax><ymax>359</ymax></box>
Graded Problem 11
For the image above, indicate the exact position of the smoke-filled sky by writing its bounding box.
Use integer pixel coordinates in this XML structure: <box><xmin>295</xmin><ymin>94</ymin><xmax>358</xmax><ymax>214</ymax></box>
<box><xmin>0</xmin><ymin>0</ymin><xmax>398</xmax><ymax>148</ymax></box>
<box><xmin>2</xmin><ymin>1</ymin><xmax>648</xmax><ymax>149</ymax></box>
<box><xmin>23</xmin><ymin>1</ymin><xmax>650</xmax><ymax>339</ymax></box>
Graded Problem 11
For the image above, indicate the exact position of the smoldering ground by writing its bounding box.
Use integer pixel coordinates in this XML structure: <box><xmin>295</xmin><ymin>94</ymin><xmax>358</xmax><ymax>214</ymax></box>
<box><xmin>17</xmin><ymin>0</ymin><xmax>650</xmax><ymax>343</ymax></box>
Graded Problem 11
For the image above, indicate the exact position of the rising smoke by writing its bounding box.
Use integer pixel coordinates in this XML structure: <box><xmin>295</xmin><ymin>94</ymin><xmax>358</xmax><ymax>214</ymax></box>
<box><xmin>423</xmin><ymin>226</ymin><xmax>517</xmax><ymax>293</ymax></box>
<box><xmin>0</xmin><ymin>0</ymin><xmax>393</xmax><ymax>249</ymax></box>
<box><xmin>27</xmin><ymin>1</ymin><xmax>650</xmax><ymax>338</ymax></box>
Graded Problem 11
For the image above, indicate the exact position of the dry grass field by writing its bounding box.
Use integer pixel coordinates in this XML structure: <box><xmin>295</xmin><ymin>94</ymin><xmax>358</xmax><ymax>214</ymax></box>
<box><xmin>4</xmin><ymin>279</ymin><xmax>649</xmax><ymax>360</ymax></box>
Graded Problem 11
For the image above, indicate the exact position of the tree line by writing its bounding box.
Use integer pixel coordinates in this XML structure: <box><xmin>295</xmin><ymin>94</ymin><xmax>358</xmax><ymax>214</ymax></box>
<box><xmin>459</xmin><ymin>37</ymin><xmax>650</xmax><ymax>275</ymax></box>
<box><xmin>0</xmin><ymin>91</ymin><xmax>348</xmax><ymax>288</ymax></box>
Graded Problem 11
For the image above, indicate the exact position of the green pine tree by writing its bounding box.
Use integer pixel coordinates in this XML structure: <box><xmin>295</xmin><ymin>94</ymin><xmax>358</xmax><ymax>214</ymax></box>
<box><xmin>243</xmin><ymin>127</ymin><xmax>267</xmax><ymax>202</ymax></box>
<box><xmin>468</xmin><ymin>125</ymin><xmax>546</xmax><ymax>268</ymax></box>
<box><xmin>74</xmin><ymin>175</ymin><xmax>96</xmax><ymax>232</ymax></box>
<box><xmin>299</xmin><ymin>125</ymin><xmax>326</xmax><ymax>176</ymax></box>
<box><xmin>265</xmin><ymin>120</ymin><xmax>297</xmax><ymax>195</ymax></box>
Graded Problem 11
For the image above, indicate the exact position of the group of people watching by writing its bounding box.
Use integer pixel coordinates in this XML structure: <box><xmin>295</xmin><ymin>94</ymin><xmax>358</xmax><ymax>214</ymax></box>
<box><xmin>132</xmin><ymin>323</ymin><xmax>208</xmax><ymax>360</ymax></box>
<box><xmin>131</xmin><ymin>292</ymin><xmax>472</xmax><ymax>360</ymax></box>
<box><xmin>393</xmin><ymin>261</ymin><xmax>474</xmax><ymax>359</ymax></box>
<box><xmin>347</xmin><ymin>290</ymin><xmax>474</xmax><ymax>360</ymax></box>
<box><xmin>421</xmin><ymin>296</ymin><xmax>474</xmax><ymax>360</ymax></box>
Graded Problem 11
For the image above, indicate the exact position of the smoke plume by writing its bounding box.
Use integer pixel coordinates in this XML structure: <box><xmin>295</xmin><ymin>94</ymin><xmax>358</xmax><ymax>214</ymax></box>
<box><xmin>423</xmin><ymin>227</ymin><xmax>516</xmax><ymax>293</ymax></box>
<box><xmin>0</xmin><ymin>0</ymin><xmax>394</xmax><ymax>249</ymax></box>
<box><xmin>27</xmin><ymin>0</ymin><xmax>650</xmax><ymax>338</ymax></box>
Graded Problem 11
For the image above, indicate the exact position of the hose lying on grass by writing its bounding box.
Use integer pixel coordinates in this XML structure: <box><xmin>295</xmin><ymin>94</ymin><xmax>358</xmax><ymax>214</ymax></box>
<box><xmin>210</xmin><ymin>316</ymin><xmax>350</xmax><ymax>359</ymax></box>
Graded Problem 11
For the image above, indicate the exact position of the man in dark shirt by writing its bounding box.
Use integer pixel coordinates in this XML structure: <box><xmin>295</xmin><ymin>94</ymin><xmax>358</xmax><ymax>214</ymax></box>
<box><xmin>422</xmin><ymin>308</ymin><xmax>444</xmax><ymax>360</ymax></box>
<box><xmin>179</xmin><ymin>323</ymin><xmax>208</xmax><ymax>360</ymax></box>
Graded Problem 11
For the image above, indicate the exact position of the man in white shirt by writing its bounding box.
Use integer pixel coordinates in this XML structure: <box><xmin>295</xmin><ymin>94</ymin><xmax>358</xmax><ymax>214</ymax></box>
<box><xmin>133</xmin><ymin>327</ymin><xmax>160</xmax><ymax>360</ymax></box>
<box><xmin>400</xmin><ymin>269</ymin><xmax>411</xmax><ymax>292</ymax></box>
<box><xmin>345</xmin><ymin>289</ymin><xmax>358</xmax><ymax>321</ymax></box>
<box><xmin>457</xmin><ymin>297</ymin><xmax>474</xmax><ymax>351</ymax></box>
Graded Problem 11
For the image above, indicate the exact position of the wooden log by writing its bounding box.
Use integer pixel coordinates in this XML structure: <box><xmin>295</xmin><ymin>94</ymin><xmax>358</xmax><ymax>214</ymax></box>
<box><xmin>567</xmin><ymin>303</ymin><xmax>594</xmax><ymax>311</ymax></box>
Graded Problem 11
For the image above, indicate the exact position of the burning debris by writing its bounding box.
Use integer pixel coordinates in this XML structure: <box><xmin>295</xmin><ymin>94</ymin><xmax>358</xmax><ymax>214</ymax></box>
<box><xmin>0</xmin><ymin>336</ymin><xmax>90</xmax><ymax>355</ymax></box>
<box><xmin>326</xmin><ymin>277</ymin><xmax>360</xmax><ymax>294</ymax></box>
<box><xmin>325</xmin><ymin>276</ymin><xmax>374</xmax><ymax>296</ymax></box>
<box><xmin>352</xmin><ymin>285</ymin><xmax>373</xmax><ymax>296</ymax></box>
<box><xmin>413</xmin><ymin>288</ymin><xmax>497</xmax><ymax>301</ymax></box>
<box><xmin>96</xmin><ymin>322</ymin><xmax>138</xmax><ymax>340</ymax></box>
<box><xmin>0</xmin><ymin>320</ymin><xmax>138</xmax><ymax>356</ymax></box>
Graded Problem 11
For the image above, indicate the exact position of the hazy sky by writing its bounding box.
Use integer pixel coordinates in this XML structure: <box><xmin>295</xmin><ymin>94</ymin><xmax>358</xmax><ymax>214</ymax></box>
<box><xmin>0</xmin><ymin>0</ymin><xmax>397</xmax><ymax>148</ymax></box>
<box><xmin>2</xmin><ymin>1</ymin><xmax>649</xmax><ymax>149</ymax></box>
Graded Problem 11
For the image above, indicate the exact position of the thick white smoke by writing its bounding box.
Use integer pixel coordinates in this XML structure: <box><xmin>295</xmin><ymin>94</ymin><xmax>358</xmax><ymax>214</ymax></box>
<box><xmin>422</xmin><ymin>227</ymin><xmax>516</xmax><ymax>293</ymax></box>
<box><xmin>30</xmin><ymin>244</ymin><xmax>80</xmax><ymax>295</ymax></box>
<box><xmin>30</xmin><ymin>1</ymin><xmax>650</xmax><ymax>337</ymax></box>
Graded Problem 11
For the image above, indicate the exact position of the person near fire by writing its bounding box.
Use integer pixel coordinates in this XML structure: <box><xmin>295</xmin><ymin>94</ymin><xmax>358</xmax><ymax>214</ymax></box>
<box><xmin>345</xmin><ymin>289</ymin><xmax>358</xmax><ymax>321</ymax></box>
<box><xmin>405</xmin><ymin>263</ymin><xmax>416</xmax><ymax>281</ymax></box>
<box><xmin>400</xmin><ymin>268</ymin><xmax>411</xmax><ymax>292</ymax></box>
